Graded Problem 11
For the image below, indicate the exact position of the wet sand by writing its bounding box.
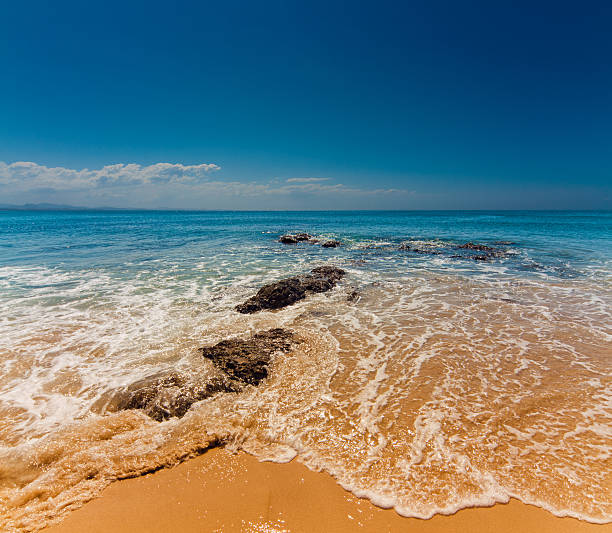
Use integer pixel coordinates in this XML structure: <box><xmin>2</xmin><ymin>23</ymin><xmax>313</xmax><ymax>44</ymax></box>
<box><xmin>44</xmin><ymin>447</ymin><xmax>612</xmax><ymax>533</ymax></box>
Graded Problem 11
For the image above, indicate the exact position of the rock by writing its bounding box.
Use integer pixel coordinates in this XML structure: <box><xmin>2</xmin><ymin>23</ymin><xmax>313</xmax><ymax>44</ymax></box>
<box><xmin>347</xmin><ymin>289</ymin><xmax>360</xmax><ymax>302</ymax></box>
<box><xmin>493</xmin><ymin>241</ymin><xmax>516</xmax><ymax>245</ymax></box>
<box><xmin>416</xmin><ymin>249</ymin><xmax>441</xmax><ymax>255</ymax></box>
<box><xmin>111</xmin><ymin>371</ymin><xmax>238</xmax><ymax>421</ymax></box>
<box><xmin>457</xmin><ymin>242</ymin><xmax>497</xmax><ymax>251</ymax></box>
<box><xmin>110</xmin><ymin>329</ymin><xmax>301</xmax><ymax>421</ymax></box>
<box><xmin>310</xmin><ymin>265</ymin><xmax>345</xmax><ymax>282</ymax></box>
<box><xmin>235</xmin><ymin>266</ymin><xmax>346</xmax><ymax>314</ymax></box>
<box><xmin>322</xmin><ymin>240</ymin><xmax>341</xmax><ymax>248</ymax></box>
<box><xmin>279</xmin><ymin>233</ymin><xmax>313</xmax><ymax>244</ymax></box>
<box><xmin>399</xmin><ymin>242</ymin><xmax>440</xmax><ymax>254</ymax></box>
<box><xmin>200</xmin><ymin>328</ymin><xmax>299</xmax><ymax>385</ymax></box>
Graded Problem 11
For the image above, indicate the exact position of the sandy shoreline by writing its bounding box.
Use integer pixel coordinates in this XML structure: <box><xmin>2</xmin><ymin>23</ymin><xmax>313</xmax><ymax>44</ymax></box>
<box><xmin>43</xmin><ymin>447</ymin><xmax>611</xmax><ymax>533</ymax></box>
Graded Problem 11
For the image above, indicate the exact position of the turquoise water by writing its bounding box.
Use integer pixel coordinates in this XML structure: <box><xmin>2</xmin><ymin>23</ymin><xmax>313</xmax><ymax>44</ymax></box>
<box><xmin>0</xmin><ymin>210</ymin><xmax>610</xmax><ymax>531</ymax></box>
<box><xmin>1</xmin><ymin>209</ymin><xmax>610</xmax><ymax>274</ymax></box>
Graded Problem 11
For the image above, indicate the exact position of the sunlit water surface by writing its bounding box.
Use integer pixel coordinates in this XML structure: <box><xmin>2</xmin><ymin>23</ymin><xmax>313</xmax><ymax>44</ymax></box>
<box><xmin>0</xmin><ymin>210</ymin><xmax>610</xmax><ymax>531</ymax></box>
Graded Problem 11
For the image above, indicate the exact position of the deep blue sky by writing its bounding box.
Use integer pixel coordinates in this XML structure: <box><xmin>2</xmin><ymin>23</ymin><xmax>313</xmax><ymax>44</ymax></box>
<box><xmin>0</xmin><ymin>0</ymin><xmax>610</xmax><ymax>209</ymax></box>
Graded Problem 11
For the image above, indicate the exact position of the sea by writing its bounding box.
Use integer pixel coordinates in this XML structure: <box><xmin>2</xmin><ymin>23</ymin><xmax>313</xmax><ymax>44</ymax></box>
<box><xmin>0</xmin><ymin>210</ymin><xmax>610</xmax><ymax>531</ymax></box>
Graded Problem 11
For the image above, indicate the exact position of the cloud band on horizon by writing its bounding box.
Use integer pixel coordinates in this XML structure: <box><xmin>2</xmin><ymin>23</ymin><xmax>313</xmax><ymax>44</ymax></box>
<box><xmin>0</xmin><ymin>161</ymin><xmax>412</xmax><ymax>209</ymax></box>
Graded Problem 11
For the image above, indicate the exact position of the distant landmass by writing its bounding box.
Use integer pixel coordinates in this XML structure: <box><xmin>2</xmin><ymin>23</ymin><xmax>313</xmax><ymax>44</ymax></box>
<box><xmin>0</xmin><ymin>203</ymin><xmax>129</xmax><ymax>211</ymax></box>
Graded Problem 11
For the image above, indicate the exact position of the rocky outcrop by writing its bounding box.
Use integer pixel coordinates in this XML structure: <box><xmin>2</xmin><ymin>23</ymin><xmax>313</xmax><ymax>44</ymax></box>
<box><xmin>456</xmin><ymin>242</ymin><xmax>506</xmax><ymax>260</ymax></box>
<box><xmin>278</xmin><ymin>233</ymin><xmax>342</xmax><ymax>248</ymax></box>
<box><xmin>279</xmin><ymin>233</ymin><xmax>314</xmax><ymax>244</ymax></box>
<box><xmin>112</xmin><ymin>329</ymin><xmax>300</xmax><ymax>421</ymax></box>
<box><xmin>110</xmin><ymin>371</ymin><xmax>239</xmax><ymax>421</ymax></box>
<box><xmin>457</xmin><ymin>242</ymin><xmax>497</xmax><ymax>252</ymax></box>
<box><xmin>235</xmin><ymin>266</ymin><xmax>346</xmax><ymax>314</ymax></box>
<box><xmin>200</xmin><ymin>328</ymin><xmax>299</xmax><ymax>385</ymax></box>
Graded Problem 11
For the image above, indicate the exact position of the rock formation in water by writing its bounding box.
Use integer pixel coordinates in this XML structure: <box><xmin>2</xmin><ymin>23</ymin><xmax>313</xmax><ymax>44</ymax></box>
<box><xmin>457</xmin><ymin>242</ymin><xmax>497</xmax><ymax>252</ymax></box>
<box><xmin>278</xmin><ymin>233</ymin><xmax>314</xmax><ymax>244</ymax></box>
<box><xmin>112</xmin><ymin>329</ymin><xmax>300</xmax><ymax>420</ymax></box>
<box><xmin>278</xmin><ymin>233</ymin><xmax>342</xmax><ymax>248</ymax></box>
<box><xmin>235</xmin><ymin>265</ymin><xmax>346</xmax><ymax>314</ymax></box>
<box><xmin>200</xmin><ymin>328</ymin><xmax>299</xmax><ymax>385</ymax></box>
<box><xmin>111</xmin><ymin>371</ymin><xmax>239</xmax><ymax>421</ymax></box>
<box><xmin>456</xmin><ymin>242</ymin><xmax>506</xmax><ymax>260</ymax></box>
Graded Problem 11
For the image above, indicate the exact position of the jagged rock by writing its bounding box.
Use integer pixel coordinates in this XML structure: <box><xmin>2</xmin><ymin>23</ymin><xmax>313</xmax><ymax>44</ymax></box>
<box><xmin>322</xmin><ymin>240</ymin><xmax>341</xmax><ymax>248</ymax></box>
<box><xmin>235</xmin><ymin>266</ymin><xmax>346</xmax><ymax>314</ymax></box>
<box><xmin>456</xmin><ymin>242</ymin><xmax>506</xmax><ymax>260</ymax></box>
<box><xmin>457</xmin><ymin>242</ymin><xmax>496</xmax><ymax>251</ymax></box>
<box><xmin>111</xmin><ymin>329</ymin><xmax>301</xmax><ymax>421</ymax></box>
<box><xmin>111</xmin><ymin>371</ymin><xmax>238</xmax><ymax>421</ymax></box>
<box><xmin>200</xmin><ymin>328</ymin><xmax>299</xmax><ymax>385</ymax></box>
<box><xmin>310</xmin><ymin>265</ymin><xmax>345</xmax><ymax>282</ymax></box>
<box><xmin>279</xmin><ymin>233</ymin><xmax>313</xmax><ymax>244</ymax></box>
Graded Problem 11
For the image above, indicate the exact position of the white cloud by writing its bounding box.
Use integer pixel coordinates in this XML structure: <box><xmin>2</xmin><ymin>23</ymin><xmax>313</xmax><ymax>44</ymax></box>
<box><xmin>0</xmin><ymin>161</ymin><xmax>413</xmax><ymax>208</ymax></box>
<box><xmin>0</xmin><ymin>161</ymin><xmax>220</xmax><ymax>190</ymax></box>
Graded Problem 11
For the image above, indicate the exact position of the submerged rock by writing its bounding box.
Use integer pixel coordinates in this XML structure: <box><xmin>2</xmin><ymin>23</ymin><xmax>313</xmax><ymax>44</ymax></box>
<box><xmin>455</xmin><ymin>242</ymin><xmax>506</xmax><ymax>260</ymax></box>
<box><xmin>235</xmin><ymin>266</ymin><xmax>346</xmax><ymax>314</ymax></box>
<box><xmin>493</xmin><ymin>241</ymin><xmax>516</xmax><ymax>245</ymax></box>
<box><xmin>200</xmin><ymin>328</ymin><xmax>299</xmax><ymax>385</ymax></box>
<box><xmin>110</xmin><ymin>371</ymin><xmax>238</xmax><ymax>422</ymax></box>
<box><xmin>279</xmin><ymin>233</ymin><xmax>313</xmax><ymax>244</ymax></box>
<box><xmin>322</xmin><ymin>240</ymin><xmax>341</xmax><ymax>248</ymax></box>
<box><xmin>457</xmin><ymin>242</ymin><xmax>497</xmax><ymax>252</ymax></box>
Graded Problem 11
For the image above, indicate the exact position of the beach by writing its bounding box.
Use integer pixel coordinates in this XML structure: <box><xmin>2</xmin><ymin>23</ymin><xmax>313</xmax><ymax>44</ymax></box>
<box><xmin>44</xmin><ymin>447</ymin><xmax>612</xmax><ymax>533</ymax></box>
<box><xmin>1</xmin><ymin>210</ymin><xmax>610</xmax><ymax>532</ymax></box>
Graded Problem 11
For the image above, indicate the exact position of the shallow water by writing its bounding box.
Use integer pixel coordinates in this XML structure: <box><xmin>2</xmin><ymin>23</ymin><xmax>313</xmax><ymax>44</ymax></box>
<box><xmin>0</xmin><ymin>210</ymin><xmax>610</xmax><ymax>531</ymax></box>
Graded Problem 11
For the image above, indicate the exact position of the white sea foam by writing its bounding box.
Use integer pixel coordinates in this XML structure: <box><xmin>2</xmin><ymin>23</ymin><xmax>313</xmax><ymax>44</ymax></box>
<box><xmin>0</xmin><ymin>255</ymin><xmax>611</xmax><ymax>531</ymax></box>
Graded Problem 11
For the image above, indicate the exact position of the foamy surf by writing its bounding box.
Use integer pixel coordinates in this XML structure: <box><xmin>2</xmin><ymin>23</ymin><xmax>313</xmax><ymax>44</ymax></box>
<box><xmin>0</xmin><ymin>210</ymin><xmax>610</xmax><ymax>531</ymax></box>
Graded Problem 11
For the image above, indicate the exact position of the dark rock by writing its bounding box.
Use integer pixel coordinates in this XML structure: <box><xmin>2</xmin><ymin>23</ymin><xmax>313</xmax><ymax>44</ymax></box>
<box><xmin>347</xmin><ymin>289</ymin><xmax>360</xmax><ymax>302</ymax></box>
<box><xmin>111</xmin><ymin>371</ymin><xmax>238</xmax><ymax>421</ymax></box>
<box><xmin>457</xmin><ymin>242</ymin><xmax>496</xmax><ymax>252</ymax></box>
<box><xmin>236</xmin><ymin>266</ymin><xmax>346</xmax><ymax>314</ymax></box>
<box><xmin>322</xmin><ymin>240</ymin><xmax>341</xmax><ymax>248</ymax></box>
<box><xmin>472</xmin><ymin>255</ymin><xmax>490</xmax><ymax>261</ymax></box>
<box><xmin>310</xmin><ymin>265</ymin><xmax>345</xmax><ymax>282</ymax></box>
<box><xmin>399</xmin><ymin>242</ymin><xmax>441</xmax><ymax>254</ymax></box>
<box><xmin>200</xmin><ymin>328</ymin><xmax>299</xmax><ymax>385</ymax></box>
<box><xmin>279</xmin><ymin>233</ymin><xmax>313</xmax><ymax>244</ymax></box>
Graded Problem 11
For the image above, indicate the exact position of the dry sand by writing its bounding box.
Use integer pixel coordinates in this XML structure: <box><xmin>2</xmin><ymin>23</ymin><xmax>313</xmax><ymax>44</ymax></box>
<box><xmin>44</xmin><ymin>447</ymin><xmax>611</xmax><ymax>533</ymax></box>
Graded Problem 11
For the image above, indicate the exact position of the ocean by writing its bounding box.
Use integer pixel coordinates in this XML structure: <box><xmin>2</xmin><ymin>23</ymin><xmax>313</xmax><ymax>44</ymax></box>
<box><xmin>0</xmin><ymin>210</ymin><xmax>610</xmax><ymax>531</ymax></box>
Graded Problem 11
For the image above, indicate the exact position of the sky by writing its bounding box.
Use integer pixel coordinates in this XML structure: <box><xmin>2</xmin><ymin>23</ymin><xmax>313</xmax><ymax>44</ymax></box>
<box><xmin>0</xmin><ymin>0</ymin><xmax>610</xmax><ymax>210</ymax></box>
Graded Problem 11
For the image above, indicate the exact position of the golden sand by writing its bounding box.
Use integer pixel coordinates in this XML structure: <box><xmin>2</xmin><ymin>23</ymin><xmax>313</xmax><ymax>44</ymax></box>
<box><xmin>44</xmin><ymin>447</ymin><xmax>611</xmax><ymax>533</ymax></box>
